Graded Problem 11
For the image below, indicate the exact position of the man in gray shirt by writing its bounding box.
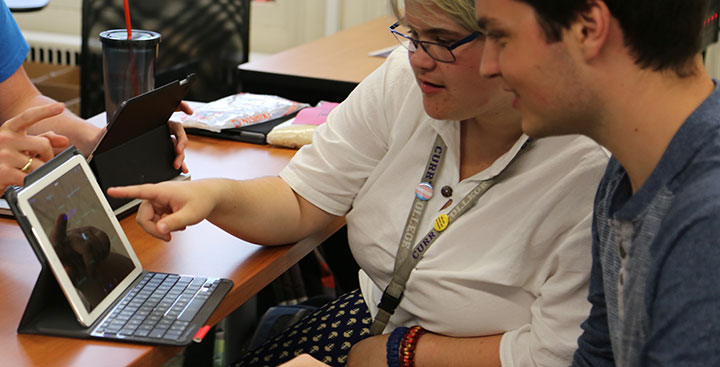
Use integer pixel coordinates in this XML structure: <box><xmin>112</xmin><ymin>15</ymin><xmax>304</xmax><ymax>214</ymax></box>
<box><xmin>475</xmin><ymin>0</ymin><xmax>720</xmax><ymax>366</ymax></box>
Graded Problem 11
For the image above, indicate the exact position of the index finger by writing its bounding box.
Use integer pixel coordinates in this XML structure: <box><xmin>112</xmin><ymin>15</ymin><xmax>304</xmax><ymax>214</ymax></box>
<box><xmin>3</xmin><ymin>103</ymin><xmax>65</xmax><ymax>133</ymax></box>
<box><xmin>107</xmin><ymin>184</ymin><xmax>160</xmax><ymax>200</ymax></box>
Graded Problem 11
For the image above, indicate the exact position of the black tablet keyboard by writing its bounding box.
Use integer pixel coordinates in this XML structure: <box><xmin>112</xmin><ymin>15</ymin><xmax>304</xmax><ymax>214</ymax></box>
<box><xmin>92</xmin><ymin>272</ymin><xmax>220</xmax><ymax>341</ymax></box>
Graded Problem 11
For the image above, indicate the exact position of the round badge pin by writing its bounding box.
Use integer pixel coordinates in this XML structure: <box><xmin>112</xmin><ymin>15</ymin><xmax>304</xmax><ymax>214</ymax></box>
<box><xmin>415</xmin><ymin>182</ymin><xmax>434</xmax><ymax>201</ymax></box>
<box><xmin>434</xmin><ymin>214</ymin><xmax>449</xmax><ymax>232</ymax></box>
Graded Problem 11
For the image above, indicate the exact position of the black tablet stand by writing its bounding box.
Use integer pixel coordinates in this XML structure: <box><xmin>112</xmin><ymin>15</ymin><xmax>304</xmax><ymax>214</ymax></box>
<box><xmin>5</xmin><ymin>148</ymin><xmax>97</xmax><ymax>338</ymax></box>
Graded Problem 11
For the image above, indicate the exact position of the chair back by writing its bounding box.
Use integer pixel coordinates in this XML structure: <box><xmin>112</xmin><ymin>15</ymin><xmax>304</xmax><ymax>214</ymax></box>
<box><xmin>80</xmin><ymin>0</ymin><xmax>250</xmax><ymax>118</ymax></box>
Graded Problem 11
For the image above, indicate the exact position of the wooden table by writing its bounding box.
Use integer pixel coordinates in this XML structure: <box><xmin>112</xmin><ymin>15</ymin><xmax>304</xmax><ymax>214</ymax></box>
<box><xmin>238</xmin><ymin>16</ymin><xmax>397</xmax><ymax>105</ymax></box>
<box><xmin>0</xmin><ymin>135</ymin><xmax>344</xmax><ymax>366</ymax></box>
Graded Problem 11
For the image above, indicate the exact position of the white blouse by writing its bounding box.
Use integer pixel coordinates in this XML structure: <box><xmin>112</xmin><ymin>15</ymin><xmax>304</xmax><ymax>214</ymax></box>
<box><xmin>280</xmin><ymin>48</ymin><xmax>609</xmax><ymax>367</ymax></box>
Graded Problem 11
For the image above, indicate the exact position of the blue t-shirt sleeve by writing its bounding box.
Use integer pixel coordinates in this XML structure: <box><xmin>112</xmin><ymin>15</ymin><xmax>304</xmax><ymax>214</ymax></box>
<box><xmin>0</xmin><ymin>1</ymin><xmax>30</xmax><ymax>82</ymax></box>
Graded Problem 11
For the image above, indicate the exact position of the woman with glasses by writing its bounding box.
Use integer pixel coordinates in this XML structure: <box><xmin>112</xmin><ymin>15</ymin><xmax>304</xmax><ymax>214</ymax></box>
<box><xmin>110</xmin><ymin>0</ymin><xmax>608</xmax><ymax>366</ymax></box>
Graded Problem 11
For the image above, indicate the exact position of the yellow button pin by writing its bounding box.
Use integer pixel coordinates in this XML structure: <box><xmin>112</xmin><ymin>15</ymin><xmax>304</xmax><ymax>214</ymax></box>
<box><xmin>434</xmin><ymin>214</ymin><xmax>449</xmax><ymax>232</ymax></box>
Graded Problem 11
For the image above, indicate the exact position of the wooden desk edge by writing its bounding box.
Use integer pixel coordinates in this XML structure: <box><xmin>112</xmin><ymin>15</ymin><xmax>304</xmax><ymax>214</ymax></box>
<box><xmin>237</xmin><ymin>16</ymin><xmax>395</xmax><ymax>84</ymax></box>
<box><xmin>129</xmin><ymin>217</ymin><xmax>346</xmax><ymax>367</ymax></box>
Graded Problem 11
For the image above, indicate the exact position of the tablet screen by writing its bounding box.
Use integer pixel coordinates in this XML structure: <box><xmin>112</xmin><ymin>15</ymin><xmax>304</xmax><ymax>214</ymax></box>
<box><xmin>17</xmin><ymin>155</ymin><xmax>143</xmax><ymax>326</ymax></box>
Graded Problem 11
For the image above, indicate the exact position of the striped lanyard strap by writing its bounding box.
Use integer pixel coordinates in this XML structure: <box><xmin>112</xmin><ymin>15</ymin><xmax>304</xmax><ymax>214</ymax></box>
<box><xmin>370</xmin><ymin>135</ymin><xmax>531</xmax><ymax>335</ymax></box>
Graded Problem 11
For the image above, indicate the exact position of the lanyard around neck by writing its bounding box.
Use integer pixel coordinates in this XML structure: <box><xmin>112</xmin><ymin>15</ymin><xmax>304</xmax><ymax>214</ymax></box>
<box><xmin>394</xmin><ymin>134</ymin><xmax>446</xmax><ymax>270</ymax></box>
<box><xmin>370</xmin><ymin>135</ymin><xmax>531</xmax><ymax>335</ymax></box>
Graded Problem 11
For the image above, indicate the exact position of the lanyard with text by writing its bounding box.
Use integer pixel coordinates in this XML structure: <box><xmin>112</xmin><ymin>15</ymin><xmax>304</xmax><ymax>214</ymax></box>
<box><xmin>369</xmin><ymin>135</ymin><xmax>531</xmax><ymax>335</ymax></box>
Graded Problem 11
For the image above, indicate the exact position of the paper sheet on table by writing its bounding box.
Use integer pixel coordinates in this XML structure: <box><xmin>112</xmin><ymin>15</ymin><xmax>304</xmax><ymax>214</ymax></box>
<box><xmin>369</xmin><ymin>45</ymin><xmax>398</xmax><ymax>58</ymax></box>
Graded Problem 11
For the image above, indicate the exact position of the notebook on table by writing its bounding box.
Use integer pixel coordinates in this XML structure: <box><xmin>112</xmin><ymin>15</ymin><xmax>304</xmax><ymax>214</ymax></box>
<box><xmin>0</xmin><ymin>74</ymin><xmax>196</xmax><ymax>217</ymax></box>
<box><xmin>3</xmin><ymin>148</ymin><xmax>233</xmax><ymax>346</ymax></box>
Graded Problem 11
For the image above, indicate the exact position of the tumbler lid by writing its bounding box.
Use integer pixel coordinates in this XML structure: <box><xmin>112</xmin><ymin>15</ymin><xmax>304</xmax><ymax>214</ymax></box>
<box><xmin>100</xmin><ymin>29</ymin><xmax>161</xmax><ymax>47</ymax></box>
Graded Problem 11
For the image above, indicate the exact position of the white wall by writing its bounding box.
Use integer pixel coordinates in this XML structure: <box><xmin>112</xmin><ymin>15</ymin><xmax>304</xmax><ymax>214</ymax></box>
<box><xmin>250</xmin><ymin>0</ymin><xmax>388</xmax><ymax>54</ymax></box>
<box><xmin>13</xmin><ymin>0</ymin><xmax>390</xmax><ymax>56</ymax></box>
<box><xmin>705</xmin><ymin>42</ymin><xmax>720</xmax><ymax>79</ymax></box>
<box><xmin>12</xmin><ymin>0</ymin><xmax>81</xmax><ymax>35</ymax></box>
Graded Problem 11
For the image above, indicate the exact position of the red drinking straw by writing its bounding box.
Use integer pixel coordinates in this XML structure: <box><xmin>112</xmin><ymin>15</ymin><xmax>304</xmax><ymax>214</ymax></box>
<box><xmin>123</xmin><ymin>0</ymin><xmax>132</xmax><ymax>39</ymax></box>
<box><xmin>123</xmin><ymin>0</ymin><xmax>139</xmax><ymax>95</ymax></box>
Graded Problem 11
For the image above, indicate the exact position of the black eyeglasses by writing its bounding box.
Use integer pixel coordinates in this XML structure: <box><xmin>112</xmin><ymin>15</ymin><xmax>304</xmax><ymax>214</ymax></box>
<box><xmin>389</xmin><ymin>21</ymin><xmax>480</xmax><ymax>63</ymax></box>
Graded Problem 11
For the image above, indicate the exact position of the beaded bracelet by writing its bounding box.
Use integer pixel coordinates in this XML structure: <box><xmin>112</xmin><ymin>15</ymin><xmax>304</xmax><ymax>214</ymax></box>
<box><xmin>399</xmin><ymin>325</ymin><xmax>426</xmax><ymax>367</ymax></box>
<box><xmin>386</xmin><ymin>326</ymin><xmax>409</xmax><ymax>367</ymax></box>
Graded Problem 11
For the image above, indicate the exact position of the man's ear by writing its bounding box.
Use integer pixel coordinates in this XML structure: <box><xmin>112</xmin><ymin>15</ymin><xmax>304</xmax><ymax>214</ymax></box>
<box><xmin>568</xmin><ymin>0</ymin><xmax>611</xmax><ymax>61</ymax></box>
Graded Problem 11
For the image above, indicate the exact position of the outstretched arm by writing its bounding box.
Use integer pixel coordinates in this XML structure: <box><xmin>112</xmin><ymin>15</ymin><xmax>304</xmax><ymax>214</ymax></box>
<box><xmin>108</xmin><ymin>176</ymin><xmax>338</xmax><ymax>244</ymax></box>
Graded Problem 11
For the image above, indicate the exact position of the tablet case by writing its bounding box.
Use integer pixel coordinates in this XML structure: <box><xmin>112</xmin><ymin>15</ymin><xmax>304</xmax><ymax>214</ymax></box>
<box><xmin>89</xmin><ymin>75</ymin><xmax>195</xmax><ymax>210</ymax></box>
<box><xmin>5</xmin><ymin>148</ymin><xmax>100</xmax><ymax>338</ymax></box>
<box><xmin>3</xmin><ymin>148</ymin><xmax>231</xmax><ymax>343</ymax></box>
<box><xmin>0</xmin><ymin>77</ymin><xmax>193</xmax><ymax>218</ymax></box>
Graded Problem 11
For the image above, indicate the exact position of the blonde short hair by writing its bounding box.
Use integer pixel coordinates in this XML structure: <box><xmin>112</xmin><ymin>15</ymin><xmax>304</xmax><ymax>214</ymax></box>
<box><xmin>389</xmin><ymin>0</ymin><xmax>480</xmax><ymax>33</ymax></box>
